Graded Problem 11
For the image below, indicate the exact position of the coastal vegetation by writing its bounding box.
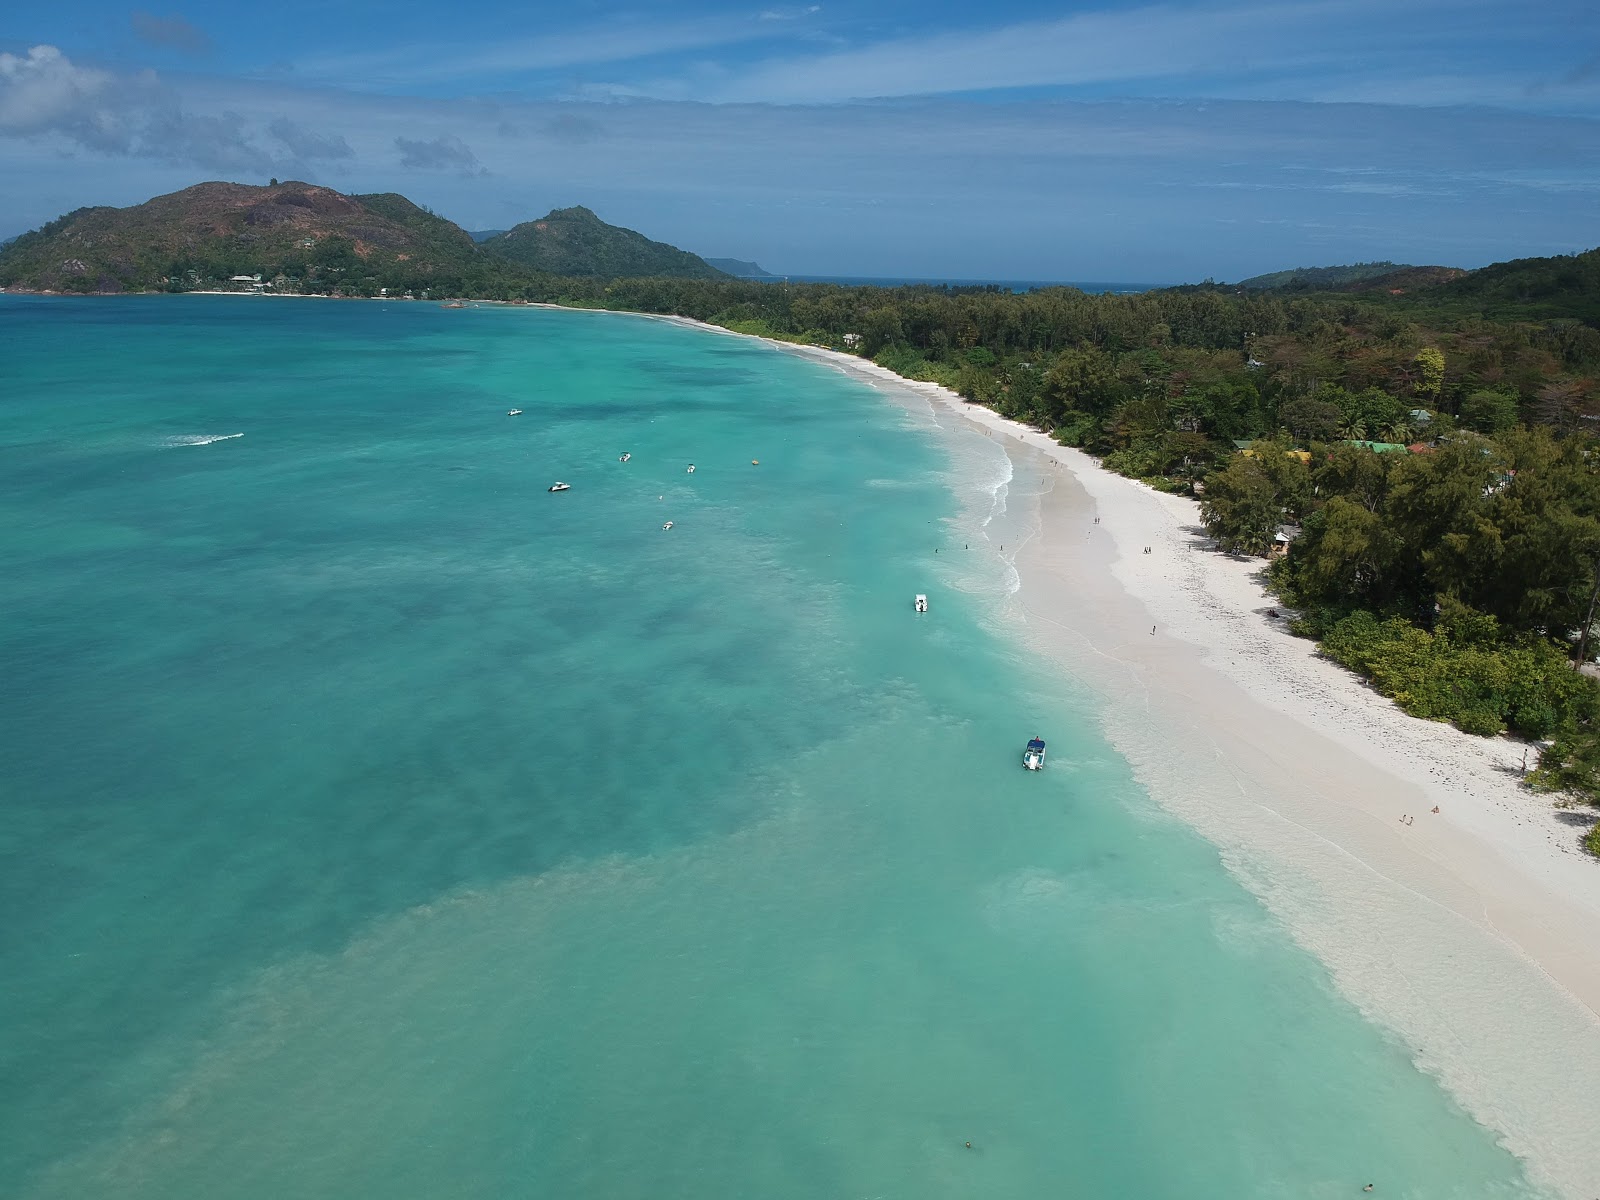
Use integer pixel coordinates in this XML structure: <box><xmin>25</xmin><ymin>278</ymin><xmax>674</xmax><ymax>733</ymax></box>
<box><xmin>1236</xmin><ymin>261</ymin><xmax>1422</xmax><ymax>290</ymax></box>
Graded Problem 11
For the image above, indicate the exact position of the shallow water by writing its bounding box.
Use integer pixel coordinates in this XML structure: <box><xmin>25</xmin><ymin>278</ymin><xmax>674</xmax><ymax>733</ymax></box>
<box><xmin>0</xmin><ymin>295</ymin><xmax>1543</xmax><ymax>1198</ymax></box>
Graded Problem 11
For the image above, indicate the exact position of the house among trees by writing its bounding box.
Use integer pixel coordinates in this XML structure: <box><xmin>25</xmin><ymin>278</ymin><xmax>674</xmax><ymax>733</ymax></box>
<box><xmin>842</xmin><ymin>332</ymin><xmax>863</xmax><ymax>348</ymax></box>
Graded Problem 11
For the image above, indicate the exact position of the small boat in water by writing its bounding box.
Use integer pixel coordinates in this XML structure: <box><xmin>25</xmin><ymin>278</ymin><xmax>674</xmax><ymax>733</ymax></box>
<box><xmin>507</xmin><ymin>409</ymin><xmax>523</xmax><ymax>416</ymax></box>
<box><xmin>686</xmin><ymin>464</ymin><xmax>696</xmax><ymax>474</ymax></box>
<box><xmin>548</xmin><ymin>482</ymin><xmax>571</xmax><ymax>493</ymax></box>
<box><xmin>914</xmin><ymin>594</ymin><xmax>928</xmax><ymax>613</ymax></box>
<box><xmin>1023</xmin><ymin>737</ymin><xmax>1046</xmax><ymax>771</ymax></box>
<box><xmin>619</xmin><ymin>452</ymin><xmax>632</xmax><ymax>462</ymax></box>
<box><xmin>662</xmin><ymin>521</ymin><xmax>674</xmax><ymax>530</ymax></box>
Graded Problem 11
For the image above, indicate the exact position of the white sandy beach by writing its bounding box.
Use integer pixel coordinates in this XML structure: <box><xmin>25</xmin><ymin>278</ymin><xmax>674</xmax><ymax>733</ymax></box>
<box><xmin>626</xmin><ymin>318</ymin><xmax>1600</xmax><ymax>1196</ymax></box>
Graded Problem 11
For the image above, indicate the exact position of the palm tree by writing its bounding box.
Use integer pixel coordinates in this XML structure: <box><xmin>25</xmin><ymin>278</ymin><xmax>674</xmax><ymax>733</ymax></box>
<box><xmin>1379</xmin><ymin>418</ymin><xmax>1414</xmax><ymax>445</ymax></box>
<box><xmin>1339</xmin><ymin>416</ymin><xmax>1368</xmax><ymax>441</ymax></box>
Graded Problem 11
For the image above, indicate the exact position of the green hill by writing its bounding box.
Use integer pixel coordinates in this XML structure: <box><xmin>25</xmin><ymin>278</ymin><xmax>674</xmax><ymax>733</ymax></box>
<box><xmin>1338</xmin><ymin>264</ymin><xmax>1467</xmax><ymax>293</ymax></box>
<box><xmin>480</xmin><ymin>207</ymin><xmax>727</xmax><ymax>279</ymax></box>
<box><xmin>0</xmin><ymin>181</ymin><xmax>491</xmax><ymax>294</ymax></box>
<box><xmin>1236</xmin><ymin>261</ymin><xmax>1420</xmax><ymax>290</ymax></box>
<box><xmin>1427</xmin><ymin>247</ymin><xmax>1600</xmax><ymax>323</ymax></box>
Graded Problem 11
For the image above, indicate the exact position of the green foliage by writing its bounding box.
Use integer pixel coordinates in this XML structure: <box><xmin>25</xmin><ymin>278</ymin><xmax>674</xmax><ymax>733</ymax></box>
<box><xmin>1529</xmin><ymin>728</ymin><xmax>1600</xmax><ymax>813</ymax></box>
<box><xmin>1459</xmin><ymin>389</ymin><xmax>1521</xmax><ymax>433</ymax></box>
<box><xmin>1278</xmin><ymin>428</ymin><xmax>1600</xmax><ymax>638</ymax></box>
<box><xmin>1318</xmin><ymin>604</ymin><xmax>1598</xmax><ymax>739</ymax></box>
<box><xmin>1236</xmin><ymin>261</ymin><xmax>1411</xmax><ymax>290</ymax></box>
<box><xmin>1413</xmin><ymin>346</ymin><xmax>1446</xmax><ymax>400</ymax></box>
<box><xmin>1278</xmin><ymin>396</ymin><xmax>1342</xmax><ymax>441</ymax></box>
<box><xmin>873</xmin><ymin>344</ymin><xmax>959</xmax><ymax>388</ymax></box>
<box><xmin>717</xmin><ymin>317</ymin><xmax>779</xmax><ymax>338</ymax></box>
<box><xmin>1200</xmin><ymin>455</ymin><xmax>1283</xmax><ymax>555</ymax></box>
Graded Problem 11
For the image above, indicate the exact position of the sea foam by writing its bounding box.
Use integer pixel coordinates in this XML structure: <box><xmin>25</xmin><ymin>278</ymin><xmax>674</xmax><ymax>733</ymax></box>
<box><xmin>165</xmin><ymin>433</ymin><xmax>244</xmax><ymax>447</ymax></box>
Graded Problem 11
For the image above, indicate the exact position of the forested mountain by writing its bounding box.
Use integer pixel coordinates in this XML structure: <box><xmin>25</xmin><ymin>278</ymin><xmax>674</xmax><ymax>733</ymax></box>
<box><xmin>1238</xmin><ymin>262</ymin><xmax>1417</xmax><ymax>290</ymax></box>
<box><xmin>1425</xmin><ymin>247</ymin><xmax>1600</xmax><ymax>324</ymax></box>
<box><xmin>0</xmin><ymin>182</ymin><xmax>499</xmax><ymax>294</ymax></box>
<box><xmin>478</xmin><ymin>207</ymin><xmax>727</xmax><ymax>278</ymax></box>
<box><xmin>0</xmin><ymin>187</ymin><xmax>729</xmax><ymax>293</ymax></box>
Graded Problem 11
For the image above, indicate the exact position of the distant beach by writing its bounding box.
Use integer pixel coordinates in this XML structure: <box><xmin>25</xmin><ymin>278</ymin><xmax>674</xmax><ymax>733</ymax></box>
<box><xmin>635</xmin><ymin>310</ymin><xmax>1600</xmax><ymax>1198</ymax></box>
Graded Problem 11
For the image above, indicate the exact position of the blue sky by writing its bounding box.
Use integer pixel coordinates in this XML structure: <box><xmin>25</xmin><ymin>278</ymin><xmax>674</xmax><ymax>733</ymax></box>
<box><xmin>2</xmin><ymin>0</ymin><xmax>1598</xmax><ymax>279</ymax></box>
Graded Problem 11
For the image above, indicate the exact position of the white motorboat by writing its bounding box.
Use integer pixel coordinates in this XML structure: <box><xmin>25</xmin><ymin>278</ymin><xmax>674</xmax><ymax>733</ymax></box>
<box><xmin>620</xmin><ymin>452</ymin><xmax>632</xmax><ymax>461</ymax></box>
<box><xmin>548</xmin><ymin>482</ymin><xmax>571</xmax><ymax>493</ymax></box>
<box><xmin>686</xmin><ymin>464</ymin><xmax>696</xmax><ymax>473</ymax></box>
<box><xmin>507</xmin><ymin>409</ymin><xmax>523</xmax><ymax>416</ymax></box>
<box><xmin>662</xmin><ymin>521</ymin><xmax>674</xmax><ymax>530</ymax></box>
<box><xmin>914</xmin><ymin>594</ymin><xmax>928</xmax><ymax>613</ymax></box>
<box><xmin>1023</xmin><ymin>737</ymin><xmax>1046</xmax><ymax>771</ymax></box>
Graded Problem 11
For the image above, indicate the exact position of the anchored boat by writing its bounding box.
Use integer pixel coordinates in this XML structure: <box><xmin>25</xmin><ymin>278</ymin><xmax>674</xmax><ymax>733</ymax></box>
<box><xmin>1023</xmin><ymin>737</ymin><xmax>1046</xmax><ymax>771</ymax></box>
<box><xmin>914</xmin><ymin>594</ymin><xmax>928</xmax><ymax>613</ymax></box>
<box><xmin>548</xmin><ymin>482</ymin><xmax>571</xmax><ymax>493</ymax></box>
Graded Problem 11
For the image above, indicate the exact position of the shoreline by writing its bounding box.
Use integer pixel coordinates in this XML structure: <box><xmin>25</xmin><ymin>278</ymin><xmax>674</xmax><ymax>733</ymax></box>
<box><xmin>22</xmin><ymin>292</ymin><xmax>1598</xmax><ymax>1189</ymax></box>
<box><xmin>630</xmin><ymin>310</ymin><xmax>1600</xmax><ymax>1196</ymax></box>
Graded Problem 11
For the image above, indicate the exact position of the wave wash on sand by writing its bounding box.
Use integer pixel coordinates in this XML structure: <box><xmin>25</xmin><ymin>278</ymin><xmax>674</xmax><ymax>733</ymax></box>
<box><xmin>637</xmin><ymin>313</ymin><xmax>1600</xmax><ymax>1199</ymax></box>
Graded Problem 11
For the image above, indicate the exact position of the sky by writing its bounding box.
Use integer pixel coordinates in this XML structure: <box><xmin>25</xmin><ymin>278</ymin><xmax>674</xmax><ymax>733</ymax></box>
<box><xmin>1</xmin><ymin>0</ymin><xmax>1598</xmax><ymax>281</ymax></box>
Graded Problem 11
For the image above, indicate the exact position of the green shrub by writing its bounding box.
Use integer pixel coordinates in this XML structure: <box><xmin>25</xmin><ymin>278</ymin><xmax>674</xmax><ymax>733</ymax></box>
<box><xmin>1317</xmin><ymin>605</ymin><xmax>1599</xmax><ymax>740</ymax></box>
<box><xmin>1530</xmin><ymin>729</ymin><xmax>1600</xmax><ymax>802</ymax></box>
<box><xmin>1051</xmin><ymin>414</ymin><xmax>1097</xmax><ymax>447</ymax></box>
<box><xmin>1586</xmin><ymin>821</ymin><xmax>1600</xmax><ymax>858</ymax></box>
<box><xmin>717</xmin><ymin>317</ymin><xmax>777</xmax><ymax>338</ymax></box>
<box><xmin>873</xmin><ymin>345</ymin><xmax>960</xmax><ymax>388</ymax></box>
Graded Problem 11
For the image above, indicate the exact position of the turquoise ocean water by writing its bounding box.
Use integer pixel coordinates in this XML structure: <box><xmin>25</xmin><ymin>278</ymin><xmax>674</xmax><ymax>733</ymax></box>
<box><xmin>0</xmin><ymin>295</ymin><xmax>1542</xmax><ymax>1198</ymax></box>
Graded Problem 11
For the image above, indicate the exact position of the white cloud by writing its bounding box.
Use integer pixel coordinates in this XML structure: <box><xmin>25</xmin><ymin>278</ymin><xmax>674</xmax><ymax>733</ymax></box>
<box><xmin>0</xmin><ymin>44</ymin><xmax>147</xmax><ymax>152</ymax></box>
<box><xmin>0</xmin><ymin>45</ymin><xmax>365</xmax><ymax>176</ymax></box>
